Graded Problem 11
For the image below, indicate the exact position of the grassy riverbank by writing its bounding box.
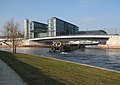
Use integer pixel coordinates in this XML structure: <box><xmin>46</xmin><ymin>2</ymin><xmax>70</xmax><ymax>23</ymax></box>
<box><xmin>0</xmin><ymin>51</ymin><xmax>120</xmax><ymax>85</ymax></box>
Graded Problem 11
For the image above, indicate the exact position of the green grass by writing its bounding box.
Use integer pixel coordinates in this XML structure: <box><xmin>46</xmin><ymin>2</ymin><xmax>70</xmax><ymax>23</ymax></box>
<box><xmin>0</xmin><ymin>51</ymin><xmax>120</xmax><ymax>85</ymax></box>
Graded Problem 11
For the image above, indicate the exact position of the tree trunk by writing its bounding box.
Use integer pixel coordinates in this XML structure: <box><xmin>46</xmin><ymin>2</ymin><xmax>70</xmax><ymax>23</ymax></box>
<box><xmin>14</xmin><ymin>41</ymin><xmax>17</xmax><ymax>53</ymax></box>
<box><xmin>13</xmin><ymin>39</ymin><xmax>14</xmax><ymax>53</ymax></box>
<box><xmin>12</xmin><ymin>39</ymin><xmax>16</xmax><ymax>53</ymax></box>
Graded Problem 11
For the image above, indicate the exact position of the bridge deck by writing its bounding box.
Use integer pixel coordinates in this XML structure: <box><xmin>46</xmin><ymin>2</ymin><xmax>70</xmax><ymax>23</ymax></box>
<box><xmin>29</xmin><ymin>35</ymin><xmax>119</xmax><ymax>41</ymax></box>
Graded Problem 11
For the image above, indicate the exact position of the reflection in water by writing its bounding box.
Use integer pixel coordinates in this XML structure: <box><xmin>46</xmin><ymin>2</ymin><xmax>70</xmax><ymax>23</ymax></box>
<box><xmin>0</xmin><ymin>47</ymin><xmax>120</xmax><ymax>71</ymax></box>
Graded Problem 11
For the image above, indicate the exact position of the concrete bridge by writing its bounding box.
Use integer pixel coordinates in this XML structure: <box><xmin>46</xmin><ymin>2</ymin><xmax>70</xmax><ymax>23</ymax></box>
<box><xmin>28</xmin><ymin>35</ymin><xmax>112</xmax><ymax>44</ymax></box>
<box><xmin>1</xmin><ymin>35</ymin><xmax>120</xmax><ymax>48</ymax></box>
<box><xmin>29</xmin><ymin>35</ymin><xmax>111</xmax><ymax>41</ymax></box>
<box><xmin>27</xmin><ymin>35</ymin><xmax>120</xmax><ymax>48</ymax></box>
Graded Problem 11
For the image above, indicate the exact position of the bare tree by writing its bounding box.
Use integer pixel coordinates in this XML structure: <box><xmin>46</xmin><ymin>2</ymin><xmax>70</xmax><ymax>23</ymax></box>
<box><xmin>2</xmin><ymin>19</ymin><xmax>23</xmax><ymax>53</ymax></box>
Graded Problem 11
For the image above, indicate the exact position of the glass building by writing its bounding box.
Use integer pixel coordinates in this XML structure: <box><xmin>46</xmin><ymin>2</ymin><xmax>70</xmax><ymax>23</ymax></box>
<box><xmin>30</xmin><ymin>21</ymin><xmax>48</xmax><ymax>38</ymax></box>
<box><xmin>24</xmin><ymin>17</ymin><xmax>107</xmax><ymax>39</ymax></box>
<box><xmin>76</xmin><ymin>30</ymin><xmax>107</xmax><ymax>35</ymax></box>
<box><xmin>24</xmin><ymin>19</ymin><xmax>30</xmax><ymax>39</ymax></box>
<box><xmin>47</xmin><ymin>17</ymin><xmax>79</xmax><ymax>37</ymax></box>
<box><xmin>24</xmin><ymin>19</ymin><xmax>48</xmax><ymax>39</ymax></box>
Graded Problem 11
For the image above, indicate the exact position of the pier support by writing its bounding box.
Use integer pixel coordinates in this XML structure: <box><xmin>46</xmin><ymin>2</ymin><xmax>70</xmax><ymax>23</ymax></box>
<box><xmin>98</xmin><ymin>36</ymin><xmax>120</xmax><ymax>49</ymax></box>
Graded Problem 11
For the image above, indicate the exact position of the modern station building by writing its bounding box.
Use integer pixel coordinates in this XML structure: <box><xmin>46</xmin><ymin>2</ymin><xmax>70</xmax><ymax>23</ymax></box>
<box><xmin>47</xmin><ymin>17</ymin><xmax>79</xmax><ymax>37</ymax></box>
<box><xmin>30</xmin><ymin>21</ymin><xmax>48</xmax><ymax>38</ymax></box>
<box><xmin>24</xmin><ymin>19</ymin><xmax>48</xmax><ymax>39</ymax></box>
<box><xmin>76</xmin><ymin>30</ymin><xmax>107</xmax><ymax>35</ymax></box>
<box><xmin>24</xmin><ymin>17</ymin><xmax>107</xmax><ymax>39</ymax></box>
<box><xmin>24</xmin><ymin>19</ymin><xmax>30</xmax><ymax>39</ymax></box>
<box><xmin>24</xmin><ymin>17</ymin><xmax>79</xmax><ymax>38</ymax></box>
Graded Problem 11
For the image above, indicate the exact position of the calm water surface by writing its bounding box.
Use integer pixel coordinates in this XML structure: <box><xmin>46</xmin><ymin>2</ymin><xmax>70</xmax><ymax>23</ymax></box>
<box><xmin>1</xmin><ymin>47</ymin><xmax>120</xmax><ymax>71</ymax></box>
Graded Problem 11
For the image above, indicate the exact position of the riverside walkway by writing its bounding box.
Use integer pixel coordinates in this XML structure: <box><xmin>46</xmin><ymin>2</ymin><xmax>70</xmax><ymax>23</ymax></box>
<box><xmin>0</xmin><ymin>59</ymin><xmax>28</xmax><ymax>85</ymax></box>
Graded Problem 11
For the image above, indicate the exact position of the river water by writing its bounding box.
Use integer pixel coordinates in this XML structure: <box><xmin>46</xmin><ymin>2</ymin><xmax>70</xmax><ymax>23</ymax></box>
<box><xmin>0</xmin><ymin>47</ymin><xmax>120</xmax><ymax>71</ymax></box>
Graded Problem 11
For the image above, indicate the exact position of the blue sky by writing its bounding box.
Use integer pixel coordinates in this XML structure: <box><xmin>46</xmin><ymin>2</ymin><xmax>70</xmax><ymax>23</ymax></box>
<box><xmin>0</xmin><ymin>0</ymin><xmax>120</xmax><ymax>34</ymax></box>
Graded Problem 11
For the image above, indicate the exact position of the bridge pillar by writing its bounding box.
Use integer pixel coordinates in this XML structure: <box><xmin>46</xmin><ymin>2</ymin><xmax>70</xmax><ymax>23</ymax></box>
<box><xmin>22</xmin><ymin>40</ymin><xmax>31</xmax><ymax>45</ymax></box>
<box><xmin>98</xmin><ymin>35</ymin><xmax>120</xmax><ymax>49</ymax></box>
<box><xmin>106</xmin><ymin>36</ymin><xmax>120</xmax><ymax>46</ymax></box>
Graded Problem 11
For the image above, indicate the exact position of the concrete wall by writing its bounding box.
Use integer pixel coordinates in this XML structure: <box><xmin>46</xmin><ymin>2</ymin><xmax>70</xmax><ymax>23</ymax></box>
<box><xmin>22</xmin><ymin>40</ymin><xmax>44</xmax><ymax>45</ymax></box>
<box><xmin>107</xmin><ymin>36</ymin><xmax>120</xmax><ymax>46</ymax></box>
<box><xmin>22</xmin><ymin>40</ymin><xmax>31</xmax><ymax>45</ymax></box>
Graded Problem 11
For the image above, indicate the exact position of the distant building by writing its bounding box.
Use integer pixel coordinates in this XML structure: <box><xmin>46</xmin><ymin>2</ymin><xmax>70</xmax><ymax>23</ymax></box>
<box><xmin>47</xmin><ymin>17</ymin><xmax>79</xmax><ymax>37</ymax></box>
<box><xmin>24</xmin><ymin>17</ymin><xmax>107</xmax><ymax>39</ymax></box>
<box><xmin>24</xmin><ymin>19</ymin><xmax>48</xmax><ymax>39</ymax></box>
<box><xmin>30</xmin><ymin>21</ymin><xmax>48</xmax><ymax>38</ymax></box>
<box><xmin>24</xmin><ymin>19</ymin><xmax>29</xmax><ymax>39</ymax></box>
<box><xmin>76</xmin><ymin>30</ymin><xmax>107</xmax><ymax>35</ymax></box>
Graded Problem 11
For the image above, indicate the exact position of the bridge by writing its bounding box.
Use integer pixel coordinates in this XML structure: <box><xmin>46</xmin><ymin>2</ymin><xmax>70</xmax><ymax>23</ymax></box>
<box><xmin>1</xmin><ymin>35</ymin><xmax>120</xmax><ymax>48</ymax></box>
<box><xmin>27</xmin><ymin>35</ymin><xmax>120</xmax><ymax>48</ymax></box>
<box><xmin>29</xmin><ymin>35</ymin><xmax>112</xmax><ymax>41</ymax></box>
<box><xmin>26</xmin><ymin>35</ymin><xmax>111</xmax><ymax>45</ymax></box>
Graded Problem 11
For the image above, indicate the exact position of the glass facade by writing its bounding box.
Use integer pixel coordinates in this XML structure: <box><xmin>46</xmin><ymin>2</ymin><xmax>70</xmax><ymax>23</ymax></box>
<box><xmin>47</xmin><ymin>17</ymin><xmax>79</xmax><ymax>37</ymax></box>
<box><xmin>76</xmin><ymin>30</ymin><xmax>107</xmax><ymax>35</ymax></box>
<box><xmin>24</xmin><ymin>19</ymin><xmax>48</xmax><ymax>39</ymax></box>
<box><xmin>47</xmin><ymin>18</ymin><xmax>57</xmax><ymax>36</ymax></box>
<box><xmin>24</xmin><ymin>18</ymin><xmax>107</xmax><ymax>39</ymax></box>
<box><xmin>30</xmin><ymin>21</ymin><xmax>48</xmax><ymax>38</ymax></box>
